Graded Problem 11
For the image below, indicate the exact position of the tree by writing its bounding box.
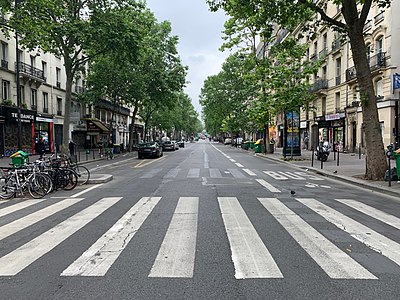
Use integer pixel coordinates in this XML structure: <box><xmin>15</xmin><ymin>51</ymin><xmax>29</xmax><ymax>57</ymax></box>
<box><xmin>0</xmin><ymin>0</ymin><xmax>146</xmax><ymax>152</ymax></box>
<box><xmin>208</xmin><ymin>0</ymin><xmax>391</xmax><ymax>180</ymax></box>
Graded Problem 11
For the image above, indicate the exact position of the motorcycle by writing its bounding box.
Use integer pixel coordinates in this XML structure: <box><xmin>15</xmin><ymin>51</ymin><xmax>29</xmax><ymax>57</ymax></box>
<box><xmin>316</xmin><ymin>141</ymin><xmax>331</xmax><ymax>162</ymax></box>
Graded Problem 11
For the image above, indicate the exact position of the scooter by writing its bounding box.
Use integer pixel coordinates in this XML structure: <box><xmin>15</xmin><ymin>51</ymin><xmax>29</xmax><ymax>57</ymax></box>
<box><xmin>316</xmin><ymin>141</ymin><xmax>331</xmax><ymax>162</ymax></box>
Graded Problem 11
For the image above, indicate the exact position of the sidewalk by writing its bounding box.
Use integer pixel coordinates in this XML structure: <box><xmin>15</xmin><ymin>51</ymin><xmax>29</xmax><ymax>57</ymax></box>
<box><xmin>253</xmin><ymin>147</ymin><xmax>400</xmax><ymax>198</ymax></box>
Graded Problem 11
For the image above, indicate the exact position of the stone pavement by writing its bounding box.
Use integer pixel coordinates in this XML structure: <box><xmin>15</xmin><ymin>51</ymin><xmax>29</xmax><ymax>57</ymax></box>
<box><xmin>253</xmin><ymin>147</ymin><xmax>400</xmax><ymax>198</ymax></box>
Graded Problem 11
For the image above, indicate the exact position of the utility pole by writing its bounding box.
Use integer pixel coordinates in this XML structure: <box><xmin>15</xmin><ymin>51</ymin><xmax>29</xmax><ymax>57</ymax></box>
<box><xmin>15</xmin><ymin>0</ymin><xmax>22</xmax><ymax>150</ymax></box>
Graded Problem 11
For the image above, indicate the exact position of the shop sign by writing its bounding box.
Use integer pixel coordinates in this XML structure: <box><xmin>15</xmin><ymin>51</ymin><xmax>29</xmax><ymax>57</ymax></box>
<box><xmin>10</xmin><ymin>112</ymin><xmax>35</xmax><ymax>123</ymax></box>
<box><xmin>325</xmin><ymin>112</ymin><xmax>345</xmax><ymax>121</ymax></box>
<box><xmin>314</xmin><ymin>116</ymin><xmax>325</xmax><ymax>122</ymax></box>
<box><xmin>300</xmin><ymin>121</ymin><xmax>307</xmax><ymax>129</ymax></box>
<box><xmin>331</xmin><ymin>120</ymin><xmax>344</xmax><ymax>127</ymax></box>
<box><xmin>36</xmin><ymin>117</ymin><xmax>53</xmax><ymax>123</ymax></box>
<box><xmin>73</xmin><ymin>123</ymin><xmax>87</xmax><ymax>131</ymax></box>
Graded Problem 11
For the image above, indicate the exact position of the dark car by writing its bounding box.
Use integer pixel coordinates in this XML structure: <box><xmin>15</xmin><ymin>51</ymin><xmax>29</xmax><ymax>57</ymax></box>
<box><xmin>177</xmin><ymin>140</ymin><xmax>185</xmax><ymax>148</ymax></box>
<box><xmin>138</xmin><ymin>142</ymin><xmax>163</xmax><ymax>159</ymax></box>
<box><xmin>162</xmin><ymin>141</ymin><xmax>176</xmax><ymax>151</ymax></box>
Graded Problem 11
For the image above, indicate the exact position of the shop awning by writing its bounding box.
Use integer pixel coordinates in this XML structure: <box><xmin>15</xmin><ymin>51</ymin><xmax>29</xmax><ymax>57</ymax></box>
<box><xmin>87</xmin><ymin>119</ymin><xmax>110</xmax><ymax>133</ymax></box>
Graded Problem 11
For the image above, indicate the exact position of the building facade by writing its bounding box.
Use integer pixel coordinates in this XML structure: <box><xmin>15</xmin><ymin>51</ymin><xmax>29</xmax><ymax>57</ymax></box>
<box><xmin>268</xmin><ymin>1</ymin><xmax>400</xmax><ymax>153</ymax></box>
<box><xmin>0</xmin><ymin>16</ymin><xmax>137</xmax><ymax>156</ymax></box>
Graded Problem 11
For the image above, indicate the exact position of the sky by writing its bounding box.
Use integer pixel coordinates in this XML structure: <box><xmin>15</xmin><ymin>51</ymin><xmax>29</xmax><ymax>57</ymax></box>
<box><xmin>145</xmin><ymin>0</ymin><xmax>229</xmax><ymax>118</ymax></box>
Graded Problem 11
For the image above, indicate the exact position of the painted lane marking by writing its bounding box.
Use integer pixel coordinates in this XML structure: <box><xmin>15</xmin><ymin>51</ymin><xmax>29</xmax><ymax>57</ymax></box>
<box><xmin>256</xmin><ymin>179</ymin><xmax>281</xmax><ymax>193</ymax></box>
<box><xmin>258</xmin><ymin>198</ymin><xmax>377</xmax><ymax>279</ymax></box>
<box><xmin>62</xmin><ymin>197</ymin><xmax>161</xmax><ymax>276</ymax></box>
<box><xmin>218</xmin><ymin>197</ymin><xmax>283</xmax><ymax>279</ymax></box>
<box><xmin>242</xmin><ymin>169</ymin><xmax>256</xmax><ymax>176</ymax></box>
<box><xmin>149</xmin><ymin>197</ymin><xmax>198</xmax><ymax>278</ymax></box>
<box><xmin>0</xmin><ymin>197</ymin><xmax>122</xmax><ymax>276</ymax></box>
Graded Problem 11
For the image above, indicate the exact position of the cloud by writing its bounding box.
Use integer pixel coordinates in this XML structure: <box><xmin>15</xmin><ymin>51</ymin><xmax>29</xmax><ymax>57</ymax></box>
<box><xmin>146</xmin><ymin>0</ymin><xmax>229</xmax><ymax>117</ymax></box>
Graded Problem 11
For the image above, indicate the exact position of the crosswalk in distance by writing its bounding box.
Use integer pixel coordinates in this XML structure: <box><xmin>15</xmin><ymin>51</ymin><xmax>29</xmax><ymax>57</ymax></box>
<box><xmin>0</xmin><ymin>195</ymin><xmax>399</xmax><ymax>279</ymax></box>
<box><xmin>139</xmin><ymin>167</ymin><xmax>325</xmax><ymax>181</ymax></box>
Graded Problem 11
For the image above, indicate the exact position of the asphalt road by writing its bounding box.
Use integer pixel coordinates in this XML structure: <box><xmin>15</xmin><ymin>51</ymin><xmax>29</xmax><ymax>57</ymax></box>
<box><xmin>0</xmin><ymin>140</ymin><xmax>400</xmax><ymax>299</ymax></box>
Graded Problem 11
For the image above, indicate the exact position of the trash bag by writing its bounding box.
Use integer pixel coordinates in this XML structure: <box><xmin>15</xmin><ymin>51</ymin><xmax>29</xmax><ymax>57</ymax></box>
<box><xmin>384</xmin><ymin>167</ymin><xmax>398</xmax><ymax>181</ymax></box>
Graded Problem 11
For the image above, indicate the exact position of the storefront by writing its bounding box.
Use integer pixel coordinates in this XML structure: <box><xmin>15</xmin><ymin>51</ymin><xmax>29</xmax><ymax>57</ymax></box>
<box><xmin>35</xmin><ymin>113</ymin><xmax>54</xmax><ymax>153</ymax></box>
<box><xmin>314</xmin><ymin>113</ymin><xmax>346</xmax><ymax>150</ymax></box>
<box><xmin>0</xmin><ymin>106</ymin><xmax>36</xmax><ymax>156</ymax></box>
<box><xmin>85</xmin><ymin>119</ymin><xmax>110</xmax><ymax>149</ymax></box>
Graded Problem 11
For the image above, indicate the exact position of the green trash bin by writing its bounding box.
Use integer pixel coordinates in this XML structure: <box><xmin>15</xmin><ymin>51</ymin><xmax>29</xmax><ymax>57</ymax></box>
<box><xmin>394</xmin><ymin>152</ymin><xmax>400</xmax><ymax>179</ymax></box>
<box><xmin>255</xmin><ymin>144</ymin><xmax>264</xmax><ymax>153</ymax></box>
<box><xmin>242</xmin><ymin>141</ymin><xmax>249</xmax><ymax>150</ymax></box>
<box><xmin>10</xmin><ymin>150</ymin><xmax>29</xmax><ymax>166</ymax></box>
<box><xmin>249</xmin><ymin>141</ymin><xmax>255</xmax><ymax>149</ymax></box>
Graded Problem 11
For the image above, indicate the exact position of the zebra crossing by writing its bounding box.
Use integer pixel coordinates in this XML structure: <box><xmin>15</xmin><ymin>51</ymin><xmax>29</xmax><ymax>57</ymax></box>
<box><xmin>0</xmin><ymin>194</ymin><xmax>399</xmax><ymax>279</ymax></box>
<box><xmin>139</xmin><ymin>167</ymin><xmax>324</xmax><ymax>181</ymax></box>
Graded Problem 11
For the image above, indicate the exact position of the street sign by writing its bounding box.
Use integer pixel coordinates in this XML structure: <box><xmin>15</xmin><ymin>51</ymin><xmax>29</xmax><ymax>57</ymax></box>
<box><xmin>394</xmin><ymin>73</ymin><xmax>400</xmax><ymax>90</ymax></box>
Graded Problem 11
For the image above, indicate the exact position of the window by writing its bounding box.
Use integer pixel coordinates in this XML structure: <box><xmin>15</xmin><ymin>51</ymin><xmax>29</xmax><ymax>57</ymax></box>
<box><xmin>1</xmin><ymin>41</ymin><xmax>8</xmax><ymax>68</ymax></box>
<box><xmin>57</xmin><ymin>97</ymin><xmax>62</xmax><ymax>115</ymax></box>
<box><xmin>30</xmin><ymin>55</ymin><xmax>36</xmax><ymax>68</ymax></box>
<box><xmin>376</xmin><ymin>36</ymin><xmax>384</xmax><ymax>54</ymax></box>
<box><xmin>376</xmin><ymin>78</ymin><xmax>383</xmax><ymax>98</ymax></box>
<box><xmin>322</xmin><ymin>97</ymin><xmax>326</xmax><ymax>116</ymax></box>
<box><xmin>335</xmin><ymin>57</ymin><xmax>341</xmax><ymax>85</ymax></box>
<box><xmin>43</xmin><ymin>92</ymin><xmax>49</xmax><ymax>113</ymax></box>
<box><xmin>335</xmin><ymin>92</ymin><xmax>341</xmax><ymax>111</ymax></box>
<box><xmin>31</xmin><ymin>88</ymin><xmax>37</xmax><ymax>109</ymax></box>
<box><xmin>2</xmin><ymin>80</ymin><xmax>10</xmax><ymax>100</ymax></box>
<box><xmin>42</xmin><ymin>61</ymin><xmax>47</xmax><ymax>81</ymax></box>
<box><xmin>20</xmin><ymin>85</ymin><xmax>25</xmax><ymax>104</ymax></box>
<box><xmin>322</xmin><ymin>66</ymin><xmax>327</xmax><ymax>80</ymax></box>
<box><xmin>56</xmin><ymin>67</ymin><xmax>61</xmax><ymax>88</ymax></box>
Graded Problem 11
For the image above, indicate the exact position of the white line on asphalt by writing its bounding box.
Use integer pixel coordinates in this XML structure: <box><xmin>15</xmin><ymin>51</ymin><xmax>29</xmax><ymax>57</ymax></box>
<box><xmin>242</xmin><ymin>169</ymin><xmax>256</xmax><ymax>176</ymax></box>
<box><xmin>218</xmin><ymin>197</ymin><xmax>283</xmax><ymax>279</ymax></box>
<box><xmin>61</xmin><ymin>197</ymin><xmax>161</xmax><ymax>277</ymax></box>
<box><xmin>0</xmin><ymin>197</ymin><xmax>122</xmax><ymax>276</ymax></box>
<box><xmin>297</xmin><ymin>198</ymin><xmax>400</xmax><ymax>267</ymax></box>
<box><xmin>149</xmin><ymin>197</ymin><xmax>198</xmax><ymax>278</ymax></box>
<box><xmin>70</xmin><ymin>184</ymin><xmax>103</xmax><ymax>198</ymax></box>
<box><xmin>187</xmin><ymin>168</ymin><xmax>200</xmax><ymax>178</ymax></box>
<box><xmin>258</xmin><ymin>198</ymin><xmax>377</xmax><ymax>279</ymax></box>
<box><xmin>255</xmin><ymin>179</ymin><xmax>281</xmax><ymax>193</ymax></box>
<box><xmin>235</xmin><ymin>163</ymin><xmax>244</xmax><ymax>168</ymax></box>
<box><xmin>0</xmin><ymin>199</ymin><xmax>46</xmax><ymax>218</ymax></box>
<box><xmin>0</xmin><ymin>198</ymin><xmax>85</xmax><ymax>241</ymax></box>
<box><xmin>335</xmin><ymin>199</ymin><xmax>400</xmax><ymax>229</ymax></box>
<box><xmin>209</xmin><ymin>168</ymin><xmax>222</xmax><ymax>178</ymax></box>
<box><xmin>228</xmin><ymin>168</ymin><xmax>246</xmax><ymax>179</ymax></box>
<box><xmin>229</xmin><ymin>159</ymin><xmax>236</xmax><ymax>163</ymax></box>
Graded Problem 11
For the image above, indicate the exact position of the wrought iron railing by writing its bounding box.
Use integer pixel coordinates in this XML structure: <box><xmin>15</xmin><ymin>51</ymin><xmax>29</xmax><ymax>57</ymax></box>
<box><xmin>310</xmin><ymin>79</ymin><xmax>328</xmax><ymax>92</ymax></box>
<box><xmin>16</xmin><ymin>62</ymin><xmax>45</xmax><ymax>81</ymax></box>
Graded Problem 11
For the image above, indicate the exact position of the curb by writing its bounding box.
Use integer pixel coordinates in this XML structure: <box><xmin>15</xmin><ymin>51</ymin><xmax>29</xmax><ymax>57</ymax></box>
<box><xmin>254</xmin><ymin>153</ymin><xmax>400</xmax><ymax>198</ymax></box>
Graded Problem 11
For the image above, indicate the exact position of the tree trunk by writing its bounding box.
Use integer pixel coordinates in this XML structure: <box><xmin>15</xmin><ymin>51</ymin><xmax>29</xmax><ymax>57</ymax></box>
<box><xmin>62</xmin><ymin>72</ymin><xmax>73</xmax><ymax>154</ymax></box>
<box><xmin>348</xmin><ymin>27</ymin><xmax>387</xmax><ymax>180</ymax></box>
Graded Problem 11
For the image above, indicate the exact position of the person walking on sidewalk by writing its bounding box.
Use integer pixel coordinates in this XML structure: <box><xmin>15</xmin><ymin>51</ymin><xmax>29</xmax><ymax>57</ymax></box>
<box><xmin>107</xmin><ymin>140</ymin><xmax>114</xmax><ymax>160</ymax></box>
<box><xmin>35</xmin><ymin>138</ymin><xmax>45</xmax><ymax>159</ymax></box>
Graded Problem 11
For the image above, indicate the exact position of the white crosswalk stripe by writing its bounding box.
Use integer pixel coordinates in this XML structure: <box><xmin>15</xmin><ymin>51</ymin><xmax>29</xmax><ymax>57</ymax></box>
<box><xmin>297</xmin><ymin>198</ymin><xmax>400</xmax><ymax>268</ymax></box>
<box><xmin>0</xmin><ymin>198</ymin><xmax>85</xmax><ymax>241</ymax></box>
<box><xmin>258</xmin><ymin>198</ymin><xmax>377</xmax><ymax>279</ymax></box>
<box><xmin>1</xmin><ymin>195</ymin><xmax>399</xmax><ymax>280</ymax></box>
<box><xmin>218</xmin><ymin>196</ymin><xmax>283</xmax><ymax>279</ymax></box>
<box><xmin>61</xmin><ymin>197</ymin><xmax>161</xmax><ymax>277</ymax></box>
<box><xmin>0</xmin><ymin>197</ymin><xmax>122</xmax><ymax>276</ymax></box>
<box><xmin>149</xmin><ymin>197</ymin><xmax>198</xmax><ymax>278</ymax></box>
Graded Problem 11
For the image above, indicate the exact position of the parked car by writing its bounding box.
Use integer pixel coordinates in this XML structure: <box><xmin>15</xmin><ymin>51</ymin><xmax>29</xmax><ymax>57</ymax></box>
<box><xmin>224</xmin><ymin>138</ymin><xmax>232</xmax><ymax>145</ymax></box>
<box><xmin>177</xmin><ymin>140</ymin><xmax>185</xmax><ymax>148</ymax></box>
<box><xmin>162</xmin><ymin>140</ymin><xmax>176</xmax><ymax>151</ymax></box>
<box><xmin>138</xmin><ymin>142</ymin><xmax>163</xmax><ymax>159</ymax></box>
<box><xmin>171</xmin><ymin>140</ymin><xmax>179</xmax><ymax>150</ymax></box>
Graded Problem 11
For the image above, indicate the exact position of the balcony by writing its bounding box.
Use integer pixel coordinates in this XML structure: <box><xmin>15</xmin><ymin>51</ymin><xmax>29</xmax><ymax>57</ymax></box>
<box><xmin>331</xmin><ymin>39</ymin><xmax>341</xmax><ymax>52</ymax></box>
<box><xmin>17</xmin><ymin>62</ymin><xmax>45</xmax><ymax>81</ymax></box>
<box><xmin>363</xmin><ymin>19</ymin><xmax>372</xmax><ymax>31</ymax></box>
<box><xmin>374</xmin><ymin>11</ymin><xmax>384</xmax><ymax>24</ymax></box>
<box><xmin>345</xmin><ymin>52</ymin><xmax>386</xmax><ymax>82</ymax></box>
<box><xmin>310</xmin><ymin>79</ymin><xmax>328</xmax><ymax>93</ymax></box>
<box><xmin>1</xmin><ymin>59</ymin><xmax>8</xmax><ymax>69</ymax></box>
<box><xmin>310</xmin><ymin>52</ymin><xmax>318</xmax><ymax>61</ymax></box>
<box><xmin>319</xmin><ymin>48</ymin><xmax>328</xmax><ymax>59</ymax></box>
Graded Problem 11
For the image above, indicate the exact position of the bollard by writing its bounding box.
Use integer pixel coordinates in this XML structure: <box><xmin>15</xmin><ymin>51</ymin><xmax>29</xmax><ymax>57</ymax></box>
<box><xmin>359</xmin><ymin>144</ymin><xmax>362</xmax><ymax>159</ymax></box>
<box><xmin>78</xmin><ymin>150</ymin><xmax>81</xmax><ymax>162</ymax></box>
<box><xmin>337</xmin><ymin>147</ymin><xmax>340</xmax><ymax>166</ymax></box>
<box><xmin>388</xmin><ymin>155</ymin><xmax>392</xmax><ymax>187</ymax></box>
<box><xmin>320</xmin><ymin>154</ymin><xmax>323</xmax><ymax>169</ymax></box>
<box><xmin>311</xmin><ymin>147</ymin><xmax>314</xmax><ymax>167</ymax></box>
<box><xmin>93</xmin><ymin>149</ymin><xmax>95</xmax><ymax>159</ymax></box>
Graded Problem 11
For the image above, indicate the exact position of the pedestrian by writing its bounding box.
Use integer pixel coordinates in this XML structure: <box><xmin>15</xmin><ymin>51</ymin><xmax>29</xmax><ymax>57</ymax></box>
<box><xmin>35</xmin><ymin>138</ymin><xmax>45</xmax><ymax>159</ymax></box>
<box><xmin>107</xmin><ymin>140</ymin><xmax>114</xmax><ymax>160</ymax></box>
<box><xmin>69</xmin><ymin>139</ymin><xmax>76</xmax><ymax>157</ymax></box>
